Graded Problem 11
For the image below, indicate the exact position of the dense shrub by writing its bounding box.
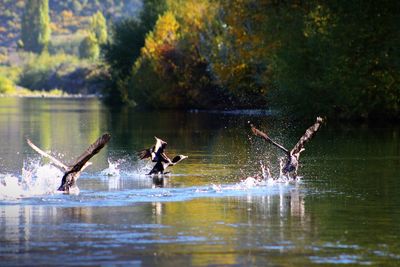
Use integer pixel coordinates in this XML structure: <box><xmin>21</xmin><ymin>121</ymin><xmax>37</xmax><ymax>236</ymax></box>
<box><xmin>0</xmin><ymin>75</ymin><xmax>15</xmax><ymax>94</ymax></box>
<box><xmin>18</xmin><ymin>52</ymin><xmax>80</xmax><ymax>90</ymax></box>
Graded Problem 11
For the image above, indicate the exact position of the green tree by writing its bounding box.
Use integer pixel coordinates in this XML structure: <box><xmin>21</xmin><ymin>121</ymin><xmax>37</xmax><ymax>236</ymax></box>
<box><xmin>79</xmin><ymin>33</ymin><xmax>100</xmax><ymax>60</ymax></box>
<box><xmin>128</xmin><ymin>0</ymin><xmax>225</xmax><ymax>109</ymax></box>
<box><xmin>140</xmin><ymin>0</ymin><xmax>168</xmax><ymax>30</ymax></box>
<box><xmin>269</xmin><ymin>1</ymin><xmax>400</xmax><ymax>120</ymax></box>
<box><xmin>201</xmin><ymin>0</ymin><xmax>273</xmax><ymax>107</ymax></box>
<box><xmin>102</xmin><ymin>0</ymin><xmax>167</xmax><ymax>105</ymax></box>
<box><xmin>90</xmin><ymin>11</ymin><xmax>107</xmax><ymax>45</ymax></box>
<box><xmin>21</xmin><ymin>0</ymin><xmax>51</xmax><ymax>53</ymax></box>
<box><xmin>129</xmin><ymin>11</ymin><xmax>180</xmax><ymax>108</ymax></box>
<box><xmin>102</xmin><ymin>19</ymin><xmax>146</xmax><ymax>105</ymax></box>
<box><xmin>103</xmin><ymin>0</ymin><xmax>167</xmax><ymax>77</ymax></box>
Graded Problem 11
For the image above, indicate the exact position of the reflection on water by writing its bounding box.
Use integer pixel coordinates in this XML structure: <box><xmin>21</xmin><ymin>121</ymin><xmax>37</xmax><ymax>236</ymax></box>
<box><xmin>0</xmin><ymin>186</ymin><xmax>309</xmax><ymax>266</ymax></box>
<box><xmin>1</xmin><ymin>97</ymin><xmax>400</xmax><ymax>265</ymax></box>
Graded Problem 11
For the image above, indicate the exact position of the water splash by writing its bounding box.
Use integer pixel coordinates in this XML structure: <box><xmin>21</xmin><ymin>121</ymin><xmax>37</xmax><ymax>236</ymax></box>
<box><xmin>0</xmin><ymin>174</ymin><xmax>25</xmax><ymax>199</ymax></box>
<box><xmin>99</xmin><ymin>155</ymin><xmax>155</xmax><ymax>177</ymax></box>
<box><xmin>100</xmin><ymin>158</ymin><xmax>122</xmax><ymax>177</ymax></box>
<box><xmin>208</xmin><ymin>160</ymin><xmax>300</xmax><ymax>193</ymax></box>
<box><xmin>210</xmin><ymin>174</ymin><xmax>298</xmax><ymax>193</ymax></box>
<box><xmin>236</xmin><ymin>161</ymin><xmax>301</xmax><ymax>189</ymax></box>
<box><xmin>0</xmin><ymin>156</ymin><xmax>302</xmax><ymax>203</ymax></box>
<box><xmin>123</xmin><ymin>160</ymin><xmax>155</xmax><ymax>176</ymax></box>
<box><xmin>0</xmin><ymin>160</ymin><xmax>62</xmax><ymax>200</ymax></box>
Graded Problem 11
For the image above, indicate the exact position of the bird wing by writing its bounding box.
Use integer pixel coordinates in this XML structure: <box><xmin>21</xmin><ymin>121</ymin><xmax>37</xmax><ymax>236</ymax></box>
<box><xmin>139</xmin><ymin>137</ymin><xmax>167</xmax><ymax>161</ymax></box>
<box><xmin>160</xmin><ymin>152</ymin><xmax>172</xmax><ymax>164</ymax></box>
<box><xmin>291</xmin><ymin>117</ymin><xmax>324</xmax><ymax>155</ymax></box>
<box><xmin>137</xmin><ymin>148</ymin><xmax>152</xmax><ymax>160</ymax></box>
<box><xmin>26</xmin><ymin>139</ymin><xmax>69</xmax><ymax>171</ymax></box>
<box><xmin>250</xmin><ymin>124</ymin><xmax>290</xmax><ymax>155</ymax></box>
<box><xmin>68</xmin><ymin>133</ymin><xmax>111</xmax><ymax>173</ymax></box>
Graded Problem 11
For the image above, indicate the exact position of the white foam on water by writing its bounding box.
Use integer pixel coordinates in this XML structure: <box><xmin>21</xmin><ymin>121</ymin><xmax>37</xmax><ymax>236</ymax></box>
<box><xmin>123</xmin><ymin>160</ymin><xmax>155</xmax><ymax>177</ymax></box>
<box><xmin>0</xmin><ymin>174</ymin><xmax>25</xmax><ymax>198</ymax></box>
<box><xmin>207</xmin><ymin>160</ymin><xmax>301</xmax><ymax>194</ymax></box>
<box><xmin>100</xmin><ymin>158</ymin><xmax>122</xmax><ymax>177</ymax></box>
<box><xmin>0</xmin><ymin>156</ymin><xmax>302</xmax><ymax>204</ymax></box>
<box><xmin>208</xmin><ymin>176</ymin><xmax>296</xmax><ymax>194</ymax></box>
<box><xmin>0</xmin><ymin>160</ymin><xmax>62</xmax><ymax>200</ymax></box>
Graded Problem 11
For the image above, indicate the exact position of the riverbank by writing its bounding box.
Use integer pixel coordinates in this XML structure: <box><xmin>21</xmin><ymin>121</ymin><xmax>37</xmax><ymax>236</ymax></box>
<box><xmin>0</xmin><ymin>85</ymin><xmax>102</xmax><ymax>98</ymax></box>
<box><xmin>1</xmin><ymin>52</ymin><xmax>107</xmax><ymax>97</ymax></box>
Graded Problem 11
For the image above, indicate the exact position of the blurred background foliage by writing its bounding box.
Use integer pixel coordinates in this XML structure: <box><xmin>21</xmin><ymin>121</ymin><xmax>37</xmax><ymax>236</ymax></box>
<box><xmin>102</xmin><ymin>0</ymin><xmax>399</xmax><ymax>120</ymax></box>
<box><xmin>0</xmin><ymin>0</ymin><xmax>399</xmax><ymax>120</ymax></box>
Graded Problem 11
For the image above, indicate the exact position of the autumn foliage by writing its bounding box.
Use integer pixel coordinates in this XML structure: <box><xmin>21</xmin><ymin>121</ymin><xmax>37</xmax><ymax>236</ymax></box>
<box><xmin>103</xmin><ymin>0</ymin><xmax>400</xmax><ymax>120</ymax></box>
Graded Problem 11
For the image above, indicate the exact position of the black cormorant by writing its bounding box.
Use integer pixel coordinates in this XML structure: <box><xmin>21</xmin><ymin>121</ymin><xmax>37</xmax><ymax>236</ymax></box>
<box><xmin>251</xmin><ymin>117</ymin><xmax>324</xmax><ymax>178</ymax></box>
<box><xmin>27</xmin><ymin>133</ymin><xmax>111</xmax><ymax>193</ymax></box>
<box><xmin>138</xmin><ymin>136</ymin><xmax>167</xmax><ymax>162</ymax></box>
<box><xmin>138</xmin><ymin>137</ymin><xmax>188</xmax><ymax>175</ymax></box>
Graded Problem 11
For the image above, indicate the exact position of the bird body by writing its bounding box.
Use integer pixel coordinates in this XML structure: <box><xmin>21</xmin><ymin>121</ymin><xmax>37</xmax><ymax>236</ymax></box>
<box><xmin>251</xmin><ymin>117</ymin><xmax>324</xmax><ymax>178</ymax></box>
<box><xmin>137</xmin><ymin>137</ymin><xmax>167</xmax><ymax>162</ymax></box>
<box><xmin>138</xmin><ymin>137</ymin><xmax>187</xmax><ymax>175</ymax></box>
<box><xmin>27</xmin><ymin>133</ymin><xmax>111</xmax><ymax>193</ymax></box>
<box><xmin>148</xmin><ymin>154</ymin><xmax>188</xmax><ymax>175</ymax></box>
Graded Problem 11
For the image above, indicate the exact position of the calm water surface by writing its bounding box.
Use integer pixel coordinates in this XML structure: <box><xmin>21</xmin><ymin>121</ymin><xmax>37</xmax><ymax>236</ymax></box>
<box><xmin>0</xmin><ymin>97</ymin><xmax>399</xmax><ymax>266</ymax></box>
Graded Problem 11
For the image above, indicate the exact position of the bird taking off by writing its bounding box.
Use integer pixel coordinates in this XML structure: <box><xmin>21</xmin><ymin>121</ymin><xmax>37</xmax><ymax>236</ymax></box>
<box><xmin>250</xmin><ymin>117</ymin><xmax>324</xmax><ymax>179</ymax></box>
<box><xmin>137</xmin><ymin>136</ymin><xmax>187</xmax><ymax>175</ymax></box>
<box><xmin>27</xmin><ymin>133</ymin><xmax>111</xmax><ymax>194</ymax></box>
<box><xmin>137</xmin><ymin>136</ymin><xmax>168</xmax><ymax>162</ymax></box>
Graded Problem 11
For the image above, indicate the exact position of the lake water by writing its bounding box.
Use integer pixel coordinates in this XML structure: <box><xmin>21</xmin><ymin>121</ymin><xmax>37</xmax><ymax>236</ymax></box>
<box><xmin>0</xmin><ymin>97</ymin><xmax>399</xmax><ymax>266</ymax></box>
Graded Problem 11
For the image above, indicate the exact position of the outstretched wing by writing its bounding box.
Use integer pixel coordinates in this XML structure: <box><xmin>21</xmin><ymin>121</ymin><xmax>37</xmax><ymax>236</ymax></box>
<box><xmin>137</xmin><ymin>148</ymin><xmax>152</xmax><ymax>160</ymax></box>
<box><xmin>138</xmin><ymin>137</ymin><xmax>167</xmax><ymax>161</ymax></box>
<box><xmin>291</xmin><ymin>117</ymin><xmax>324</xmax><ymax>155</ymax></box>
<box><xmin>250</xmin><ymin>124</ymin><xmax>289</xmax><ymax>154</ymax></box>
<box><xmin>26</xmin><ymin>139</ymin><xmax>69</xmax><ymax>171</ymax></box>
<box><xmin>68</xmin><ymin>133</ymin><xmax>111</xmax><ymax>173</ymax></box>
<box><xmin>160</xmin><ymin>152</ymin><xmax>172</xmax><ymax>163</ymax></box>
